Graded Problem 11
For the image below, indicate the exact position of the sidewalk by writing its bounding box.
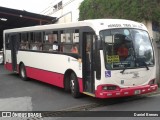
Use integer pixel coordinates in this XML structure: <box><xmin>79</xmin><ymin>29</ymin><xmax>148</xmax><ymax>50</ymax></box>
<box><xmin>0</xmin><ymin>97</ymin><xmax>32</xmax><ymax>111</ymax></box>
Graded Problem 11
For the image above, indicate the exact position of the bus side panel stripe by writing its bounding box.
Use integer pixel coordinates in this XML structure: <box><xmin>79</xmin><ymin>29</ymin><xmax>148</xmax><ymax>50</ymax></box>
<box><xmin>26</xmin><ymin>66</ymin><xmax>64</xmax><ymax>88</ymax></box>
<box><xmin>5</xmin><ymin>63</ymin><xmax>12</xmax><ymax>71</ymax></box>
<box><xmin>78</xmin><ymin>78</ymin><xmax>83</xmax><ymax>93</ymax></box>
<box><xmin>5</xmin><ymin>63</ymin><xmax>83</xmax><ymax>92</ymax></box>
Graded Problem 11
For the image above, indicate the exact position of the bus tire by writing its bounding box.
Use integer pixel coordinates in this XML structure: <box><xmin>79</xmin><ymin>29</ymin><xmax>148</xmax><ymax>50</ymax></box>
<box><xmin>19</xmin><ymin>64</ymin><xmax>28</xmax><ymax>81</ymax></box>
<box><xmin>70</xmin><ymin>73</ymin><xmax>81</xmax><ymax>98</ymax></box>
<box><xmin>64</xmin><ymin>73</ymin><xmax>71</xmax><ymax>92</ymax></box>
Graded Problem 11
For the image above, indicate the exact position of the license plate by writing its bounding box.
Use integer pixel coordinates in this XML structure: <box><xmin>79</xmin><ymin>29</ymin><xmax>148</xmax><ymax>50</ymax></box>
<box><xmin>134</xmin><ymin>90</ymin><xmax>141</xmax><ymax>95</ymax></box>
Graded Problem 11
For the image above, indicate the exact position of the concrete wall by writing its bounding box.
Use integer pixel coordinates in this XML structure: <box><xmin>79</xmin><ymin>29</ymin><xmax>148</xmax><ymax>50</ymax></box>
<box><xmin>41</xmin><ymin>0</ymin><xmax>83</xmax><ymax>23</ymax></box>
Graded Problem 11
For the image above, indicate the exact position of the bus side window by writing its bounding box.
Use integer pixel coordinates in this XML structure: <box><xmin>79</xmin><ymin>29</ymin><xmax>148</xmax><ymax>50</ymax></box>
<box><xmin>52</xmin><ymin>31</ymin><xmax>58</xmax><ymax>51</ymax></box>
<box><xmin>43</xmin><ymin>31</ymin><xmax>58</xmax><ymax>51</ymax></box>
<box><xmin>60</xmin><ymin>29</ymin><xmax>80</xmax><ymax>54</ymax></box>
<box><xmin>20</xmin><ymin>33</ymin><xmax>29</xmax><ymax>50</ymax></box>
<box><xmin>30</xmin><ymin>32</ymin><xmax>42</xmax><ymax>51</ymax></box>
<box><xmin>61</xmin><ymin>29</ymin><xmax>73</xmax><ymax>53</ymax></box>
<box><xmin>72</xmin><ymin>29</ymin><xmax>79</xmax><ymax>54</ymax></box>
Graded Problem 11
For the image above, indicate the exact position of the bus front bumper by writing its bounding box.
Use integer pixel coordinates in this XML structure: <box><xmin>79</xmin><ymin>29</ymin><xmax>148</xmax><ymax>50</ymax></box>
<box><xmin>95</xmin><ymin>84</ymin><xmax>158</xmax><ymax>99</ymax></box>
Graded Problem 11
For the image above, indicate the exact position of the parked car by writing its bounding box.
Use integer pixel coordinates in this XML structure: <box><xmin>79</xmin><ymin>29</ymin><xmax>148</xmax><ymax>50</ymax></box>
<box><xmin>0</xmin><ymin>49</ymin><xmax>4</xmax><ymax>64</ymax></box>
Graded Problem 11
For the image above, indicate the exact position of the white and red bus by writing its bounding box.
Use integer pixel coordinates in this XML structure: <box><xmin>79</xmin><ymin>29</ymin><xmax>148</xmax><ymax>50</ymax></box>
<box><xmin>3</xmin><ymin>19</ymin><xmax>158</xmax><ymax>98</ymax></box>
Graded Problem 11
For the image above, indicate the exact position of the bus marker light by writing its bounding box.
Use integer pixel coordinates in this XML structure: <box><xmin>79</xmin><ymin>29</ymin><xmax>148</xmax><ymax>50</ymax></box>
<box><xmin>102</xmin><ymin>86</ymin><xmax>108</xmax><ymax>90</ymax></box>
<box><xmin>148</xmin><ymin>88</ymin><xmax>151</xmax><ymax>91</ymax></box>
<box><xmin>142</xmin><ymin>89</ymin><xmax>146</xmax><ymax>92</ymax></box>
<box><xmin>100</xmin><ymin>93</ymin><xmax>103</xmax><ymax>96</ymax></box>
<box><xmin>102</xmin><ymin>86</ymin><xmax>117</xmax><ymax>90</ymax></box>
<box><xmin>151</xmin><ymin>87</ymin><xmax>155</xmax><ymax>90</ymax></box>
<box><xmin>107</xmin><ymin>93</ymin><xmax>112</xmax><ymax>96</ymax></box>
<box><xmin>148</xmin><ymin>79</ymin><xmax>155</xmax><ymax>85</ymax></box>
<box><xmin>116</xmin><ymin>93</ymin><xmax>120</xmax><ymax>95</ymax></box>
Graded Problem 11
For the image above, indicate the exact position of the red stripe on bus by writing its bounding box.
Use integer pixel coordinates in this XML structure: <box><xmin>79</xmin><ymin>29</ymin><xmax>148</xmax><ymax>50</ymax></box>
<box><xmin>5</xmin><ymin>62</ymin><xmax>83</xmax><ymax>92</ymax></box>
<box><xmin>78</xmin><ymin>78</ymin><xmax>83</xmax><ymax>93</ymax></box>
<box><xmin>26</xmin><ymin>66</ymin><xmax>83</xmax><ymax>92</ymax></box>
<box><xmin>26</xmin><ymin>66</ymin><xmax>64</xmax><ymax>88</ymax></box>
<box><xmin>4</xmin><ymin>63</ymin><xmax>12</xmax><ymax>71</ymax></box>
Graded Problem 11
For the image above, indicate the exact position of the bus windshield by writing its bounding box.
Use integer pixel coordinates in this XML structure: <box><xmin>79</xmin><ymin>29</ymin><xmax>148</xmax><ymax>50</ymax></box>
<box><xmin>100</xmin><ymin>29</ymin><xmax>154</xmax><ymax>70</ymax></box>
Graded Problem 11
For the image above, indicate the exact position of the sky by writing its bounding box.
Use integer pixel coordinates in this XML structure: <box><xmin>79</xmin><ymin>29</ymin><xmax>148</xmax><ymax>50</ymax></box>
<box><xmin>0</xmin><ymin>0</ymin><xmax>53</xmax><ymax>14</ymax></box>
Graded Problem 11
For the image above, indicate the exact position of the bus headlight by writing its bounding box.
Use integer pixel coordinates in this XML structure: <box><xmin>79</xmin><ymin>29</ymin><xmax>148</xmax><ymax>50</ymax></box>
<box><xmin>102</xmin><ymin>86</ymin><xmax>117</xmax><ymax>90</ymax></box>
<box><xmin>148</xmin><ymin>79</ymin><xmax>155</xmax><ymax>85</ymax></box>
<box><xmin>102</xmin><ymin>86</ymin><xmax>108</xmax><ymax>90</ymax></box>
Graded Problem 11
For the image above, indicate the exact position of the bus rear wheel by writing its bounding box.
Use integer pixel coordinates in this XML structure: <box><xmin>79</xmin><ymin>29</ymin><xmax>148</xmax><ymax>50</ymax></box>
<box><xmin>19</xmin><ymin>64</ymin><xmax>27</xmax><ymax>81</ymax></box>
<box><xmin>70</xmin><ymin>73</ymin><xmax>81</xmax><ymax>98</ymax></box>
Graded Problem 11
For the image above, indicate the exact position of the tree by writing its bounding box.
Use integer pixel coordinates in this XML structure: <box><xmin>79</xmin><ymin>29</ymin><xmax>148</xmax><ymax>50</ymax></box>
<box><xmin>79</xmin><ymin>0</ymin><xmax>160</xmax><ymax>23</ymax></box>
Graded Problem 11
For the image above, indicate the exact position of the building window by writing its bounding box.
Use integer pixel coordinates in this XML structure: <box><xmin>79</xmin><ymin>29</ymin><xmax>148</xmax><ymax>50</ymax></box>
<box><xmin>53</xmin><ymin>5</ymin><xmax>58</xmax><ymax>12</ymax></box>
<box><xmin>53</xmin><ymin>1</ymin><xmax>62</xmax><ymax>12</ymax></box>
<box><xmin>58</xmin><ymin>1</ymin><xmax>62</xmax><ymax>9</ymax></box>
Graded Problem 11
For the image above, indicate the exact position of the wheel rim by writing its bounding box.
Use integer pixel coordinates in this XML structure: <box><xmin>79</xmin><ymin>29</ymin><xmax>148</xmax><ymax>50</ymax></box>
<box><xmin>21</xmin><ymin>67</ymin><xmax>25</xmax><ymax>78</ymax></box>
<box><xmin>70</xmin><ymin>79</ymin><xmax>75</xmax><ymax>94</ymax></box>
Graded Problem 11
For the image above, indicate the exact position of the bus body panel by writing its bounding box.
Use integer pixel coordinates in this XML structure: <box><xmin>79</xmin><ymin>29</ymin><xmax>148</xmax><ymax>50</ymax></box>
<box><xmin>3</xmin><ymin>19</ymin><xmax>158</xmax><ymax>98</ymax></box>
<box><xmin>4</xmin><ymin>50</ymin><xmax>83</xmax><ymax>89</ymax></box>
<box><xmin>17</xmin><ymin>51</ymin><xmax>82</xmax><ymax>78</ymax></box>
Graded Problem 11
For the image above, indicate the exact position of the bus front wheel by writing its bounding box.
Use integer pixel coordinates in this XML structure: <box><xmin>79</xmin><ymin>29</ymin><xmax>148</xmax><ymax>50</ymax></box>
<box><xmin>70</xmin><ymin>73</ymin><xmax>81</xmax><ymax>98</ymax></box>
<box><xmin>19</xmin><ymin>64</ymin><xmax>27</xmax><ymax>81</ymax></box>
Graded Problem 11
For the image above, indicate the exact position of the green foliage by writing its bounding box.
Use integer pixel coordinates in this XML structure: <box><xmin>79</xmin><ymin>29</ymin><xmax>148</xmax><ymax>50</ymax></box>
<box><xmin>79</xmin><ymin>0</ymin><xmax>160</xmax><ymax>22</ymax></box>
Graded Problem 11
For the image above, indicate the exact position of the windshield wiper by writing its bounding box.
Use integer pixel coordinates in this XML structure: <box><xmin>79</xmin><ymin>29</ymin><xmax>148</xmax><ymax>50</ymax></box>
<box><xmin>136</xmin><ymin>58</ymin><xmax>149</xmax><ymax>70</ymax></box>
<box><xmin>143</xmin><ymin>61</ymin><xmax>149</xmax><ymax>70</ymax></box>
<box><xmin>120</xmin><ymin>66</ymin><xmax>128</xmax><ymax>74</ymax></box>
<box><xmin>120</xmin><ymin>61</ymin><xmax>149</xmax><ymax>74</ymax></box>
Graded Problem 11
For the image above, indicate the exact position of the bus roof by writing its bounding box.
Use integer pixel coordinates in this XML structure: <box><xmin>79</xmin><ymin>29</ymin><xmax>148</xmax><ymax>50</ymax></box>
<box><xmin>4</xmin><ymin>19</ymin><xmax>148</xmax><ymax>34</ymax></box>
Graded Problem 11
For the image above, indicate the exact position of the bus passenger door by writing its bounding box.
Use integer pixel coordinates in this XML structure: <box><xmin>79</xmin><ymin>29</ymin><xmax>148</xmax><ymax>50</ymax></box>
<box><xmin>10</xmin><ymin>34</ymin><xmax>19</xmax><ymax>71</ymax></box>
<box><xmin>82</xmin><ymin>32</ymin><xmax>95</xmax><ymax>93</ymax></box>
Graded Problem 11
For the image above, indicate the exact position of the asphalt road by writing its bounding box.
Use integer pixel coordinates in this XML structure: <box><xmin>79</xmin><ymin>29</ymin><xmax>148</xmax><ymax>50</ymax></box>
<box><xmin>50</xmin><ymin>94</ymin><xmax>160</xmax><ymax>120</ymax></box>
<box><xmin>0</xmin><ymin>64</ymin><xmax>98</xmax><ymax>111</ymax></box>
<box><xmin>0</xmin><ymin>64</ymin><xmax>160</xmax><ymax>120</ymax></box>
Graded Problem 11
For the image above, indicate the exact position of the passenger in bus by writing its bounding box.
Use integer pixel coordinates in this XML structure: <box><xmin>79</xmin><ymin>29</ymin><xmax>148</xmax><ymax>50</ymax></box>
<box><xmin>20</xmin><ymin>43</ymin><xmax>26</xmax><ymax>49</ymax></box>
<box><xmin>20</xmin><ymin>40</ymin><xmax>29</xmax><ymax>49</ymax></box>
<box><xmin>48</xmin><ymin>34</ymin><xmax>54</xmax><ymax>43</ymax></box>
<box><xmin>71</xmin><ymin>44</ymin><xmax>78</xmax><ymax>53</ymax></box>
<box><xmin>32</xmin><ymin>44</ymin><xmax>38</xmax><ymax>50</ymax></box>
<box><xmin>117</xmin><ymin>42</ymin><xmax>128</xmax><ymax>60</ymax></box>
<box><xmin>31</xmin><ymin>40</ymin><xmax>40</xmax><ymax>50</ymax></box>
<box><xmin>47</xmin><ymin>34</ymin><xmax>56</xmax><ymax>51</ymax></box>
<box><xmin>25</xmin><ymin>41</ymin><xmax>29</xmax><ymax>49</ymax></box>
